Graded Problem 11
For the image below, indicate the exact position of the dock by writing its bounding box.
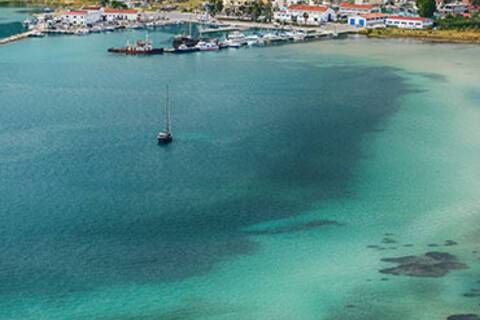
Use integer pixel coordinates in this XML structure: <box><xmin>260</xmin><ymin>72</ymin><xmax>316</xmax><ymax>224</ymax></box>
<box><xmin>199</xmin><ymin>26</ymin><xmax>247</xmax><ymax>34</ymax></box>
<box><xmin>0</xmin><ymin>31</ymin><xmax>34</xmax><ymax>45</ymax></box>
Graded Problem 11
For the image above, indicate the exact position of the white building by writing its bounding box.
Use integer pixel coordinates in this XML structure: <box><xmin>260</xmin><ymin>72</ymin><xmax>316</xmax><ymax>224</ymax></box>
<box><xmin>223</xmin><ymin>0</ymin><xmax>257</xmax><ymax>10</ymax></box>
<box><xmin>385</xmin><ymin>15</ymin><xmax>433</xmax><ymax>29</ymax></box>
<box><xmin>272</xmin><ymin>0</ymin><xmax>302</xmax><ymax>11</ymax></box>
<box><xmin>338</xmin><ymin>3</ymin><xmax>380</xmax><ymax>17</ymax></box>
<box><xmin>103</xmin><ymin>8</ymin><xmax>139</xmax><ymax>22</ymax></box>
<box><xmin>348</xmin><ymin>13</ymin><xmax>387</xmax><ymax>27</ymax></box>
<box><xmin>438</xmin><ymin>3</ymin><xmax>468</xmax><ymax>15</ymax></box>
<box><xmin>62</xmin><ymin>8</ymin><xmax>104</xmax><ymax>26</ymax></box>
<box><xmin>61</xmin><ymin>11</ymin><xmax>88</xmax><ymax>26</ymax></box>
<box><xmin>84</xmin><ymin>7</ymin><xmax>103</xmax><ymax>24</ymax></box>
<box><xmin>274</xmin><ymin>5</ymin><xmax>336</xmax><ymax>24</ymax></box>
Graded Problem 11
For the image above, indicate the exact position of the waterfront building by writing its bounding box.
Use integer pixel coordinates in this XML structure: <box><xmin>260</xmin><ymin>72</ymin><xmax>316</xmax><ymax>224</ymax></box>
<box><xmin>338</xmin><ymin>3</ymin><xmax>381</xmax><ymax>17</ymax></box>
<box><xmin>61</xmin><ymin>11</ymin><xmax>88</xmax><ymax>26</ymax></box>
<box><xmin>385</xmin><ymin>15</ymin><xmax>433</xmax><ymax>29</ymax></box>
<box><xmin>272</xmin><ymin>0</ymin><xmax>303</xmax><ymax>11</ymax></box>
<box><xmin>438</xmin><ymin>2</ymin><xmax>468</xmax><ymax>15</ymax></box>
<box><xmin>103</xmin><ymin>8</ymin><xmax>139</xmax><ymax>22</ymax></box>
<box><xmin>84</xmin><ymin>7</ymin><xmax>103</xmax><ymax>24</ymax></box>
<box><xmin>223</xmin><ymin>0</ymin><xmax>259</xmax><ymax>10</ymax></box>
<box><xmin>348</xmin><ymin>13</ymin><xmax>388</xmax><ymax>27</ymax></box>
<box><xmin>353</xmin><ymin>0</ymin><xmax>384</xmax><ymax>5</ymax></box>
<box><xmin>274</xmin><ymin>4</ymin><xmax>336</xmax><ymax>24</ymax></box>
<box><xmin>62</xmin><ymin>9</ymin><xmax>104</xmax><ymax>26</ymax></box>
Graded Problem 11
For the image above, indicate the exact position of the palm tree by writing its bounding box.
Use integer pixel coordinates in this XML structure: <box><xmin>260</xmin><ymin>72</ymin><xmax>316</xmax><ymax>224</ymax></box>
<box><xmin>303</xmin><ymin>12</ymin><xmax>309</xmax><ymax>25</ymax></box>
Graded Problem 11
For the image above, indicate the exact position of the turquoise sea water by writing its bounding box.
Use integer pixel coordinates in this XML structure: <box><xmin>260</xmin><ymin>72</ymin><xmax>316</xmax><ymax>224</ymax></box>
<box><xmin>0</xmin><ymin>6</ymin><xmax>35</xmax><ymax>38</ymax></box>
<box><xmin>1</xmin><ymin>16</ymin><xmax>480</xmax><ymax>320</ymax></box>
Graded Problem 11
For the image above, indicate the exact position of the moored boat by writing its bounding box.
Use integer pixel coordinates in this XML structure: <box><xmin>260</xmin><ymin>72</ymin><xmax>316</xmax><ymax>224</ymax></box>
<box><xmin>195</xmin><ymin>41</ymin><xmax>219</xmax><ymax>51</ymax></box>
<box><xmin>173</xmin><ymin>44</ymin><xmax>199</xmax><ymax>53</ymax></box>
<box><xmin>108</xmin><ymin>35</ymin><xmax>164</xmax><ymax>55</ymax></box>
<box><xmin>29</xmin><ymin>30</ymin><xmax>45</xmax><ymax>38</ymax></box>
<box><xmin>157</xmin><ymin>85</ymin><xmax>173</xmax><ymax>144</ymax></box>
<box><xmin>226</xmin><ymin>31</ymin><xmax>247</xmax><ymax>46</ymax></box>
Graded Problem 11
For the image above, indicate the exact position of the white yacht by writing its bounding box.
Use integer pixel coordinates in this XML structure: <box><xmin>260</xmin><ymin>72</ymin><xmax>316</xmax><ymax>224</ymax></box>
<box><xmin>195</xmin><ymin>41</ymin><xmax>220</xmax><ymax>51</ymax></box>
<box><xmin>226</xmin><ymin>31</ymin><xmax>246</xmax><ymax>46</ymax></box>
<box><xmin>262</xmin><ymin>33</ymin><xmax>283</xmax><ymax>43</ymax></box>
<box><xmin>245</xmin><ymin>34</ymin><xmax>264</xmax><ymax>46</ymax></box>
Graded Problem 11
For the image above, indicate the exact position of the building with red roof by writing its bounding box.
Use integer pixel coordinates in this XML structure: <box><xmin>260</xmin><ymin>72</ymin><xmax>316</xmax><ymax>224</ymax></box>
<box><xmin>339</xmin><ymin>2</ymin><xmax>380</xmax><ymax>16</ymax></box>
<box><xmin>62</xmin><ymin>11</ymin><xmax>88</xmax><ymax>25</ymax></box>
<box><xmin>386</xmin><ymin>15</ymin><xmax>433</xmax><ymax>29</ymax></box>
<box><xmin>274</xmin><ymin>5</ymin><xmax>336</xmax><ymax>24</ymax></box>
<box><xmin>103</xmin><ymin>8</ymin><xmax>139</xmax><ymax>22</ymax></box>
<box><xmin>348</xmin><ymin>13</ymin><xmax>388</xmax><ymax>27</ymax></box>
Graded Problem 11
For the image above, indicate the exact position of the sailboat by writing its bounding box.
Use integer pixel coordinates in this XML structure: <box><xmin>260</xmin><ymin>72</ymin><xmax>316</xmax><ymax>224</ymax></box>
<box><xmin>157</xmin><ymin>86</ymin><xmax>173</xmax><ymax>144</ymax></box>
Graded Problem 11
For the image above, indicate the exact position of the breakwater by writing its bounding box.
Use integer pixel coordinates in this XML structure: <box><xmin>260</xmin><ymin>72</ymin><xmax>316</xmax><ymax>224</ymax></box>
<box><xmin>0</xmin><ymin>30</ymin><xmax>32</xmax><ymax>44</ymax></box>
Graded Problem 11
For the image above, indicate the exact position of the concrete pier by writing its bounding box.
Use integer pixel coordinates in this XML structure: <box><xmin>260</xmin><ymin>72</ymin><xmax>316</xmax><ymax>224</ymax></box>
<box><xmin>0</xmin><ymin>31</ymin><xmax>34</xmax><ymax>45</ymax></box>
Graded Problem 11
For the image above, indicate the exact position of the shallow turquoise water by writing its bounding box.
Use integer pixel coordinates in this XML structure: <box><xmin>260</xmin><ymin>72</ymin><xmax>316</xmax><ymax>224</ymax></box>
<box><xmin>1</xmin><ymin>16</ymin><xmax>480</xmax><ymax>320</ymax></box>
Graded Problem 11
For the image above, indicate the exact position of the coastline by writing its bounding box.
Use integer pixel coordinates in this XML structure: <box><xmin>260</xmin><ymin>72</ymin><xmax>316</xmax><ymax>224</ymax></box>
<box><xmin>361</xmin><ymin>27</ymin><xmax>480</xmax><ymax>44</ymax></box>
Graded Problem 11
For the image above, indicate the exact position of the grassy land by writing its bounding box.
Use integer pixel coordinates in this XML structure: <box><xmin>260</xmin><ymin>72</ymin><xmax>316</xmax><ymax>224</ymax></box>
<box><xmin>362</xmin><ymin>27</ymin><xmax>480</xmax><ymax>44</ymax></box>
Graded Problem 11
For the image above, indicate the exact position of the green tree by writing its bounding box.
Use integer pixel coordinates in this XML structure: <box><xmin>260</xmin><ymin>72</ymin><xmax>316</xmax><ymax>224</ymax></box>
<box><xmin>262</xmin><ymin>2</ymin><xmax>273</xmax><ymax>22</ymax></box>
<box><xmin>208</xmin><ymin>0</ymin><xmax>223</xmax><ymax>15</ymax></box>
<box><xmin>303</xmin><ymin>12</ymin><xmax>309</xmax><ymax>24</ymax></box>
<box><xmin>215</xmin><ymin>0</ymin><xmax>224</xmax><ymax>14</ymax></box>
<box><xmin>416</xmin><ymin>0</ymin><xmax>436</xmax><ymax>18</ymax></box>
<box><xmin>251</xmin><ymin>0</ymin><xmax>262</xmax><ymax>21</ymax></box>
<box><xmin>111</xmin><ymin>0</ymin><xmax>128</xmax><ymax>9</ymax></box>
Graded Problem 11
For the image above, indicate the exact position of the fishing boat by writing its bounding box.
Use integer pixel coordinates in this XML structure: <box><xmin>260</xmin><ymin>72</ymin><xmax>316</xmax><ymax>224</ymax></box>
<box><xmin>108</xmin><ymin>34</ymin><xmax>164</xmax><ymax>55</ymax></box>
<box><xmin>158</xmin><ymin>86</ymin><xmax>173</xmax><ymax>144</ymax></box>
<box><xmin>172</xmin><ymin>20</ymin><xmax>199</xmax><ymax>48</ymax></box>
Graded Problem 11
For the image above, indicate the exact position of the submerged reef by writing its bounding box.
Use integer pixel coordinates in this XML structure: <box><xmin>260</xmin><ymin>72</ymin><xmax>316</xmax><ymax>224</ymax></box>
<box><xmin>379</xmin><ymin>252</ymin><xmax>467</xmax><ymax>278</ymax></box>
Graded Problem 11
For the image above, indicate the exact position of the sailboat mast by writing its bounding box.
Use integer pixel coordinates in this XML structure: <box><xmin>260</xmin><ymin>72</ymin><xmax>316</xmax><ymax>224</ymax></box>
<box><xmin>165</xmin><ymin>85</ymin><xmax>171</xmax><ymax>133</ymax></box>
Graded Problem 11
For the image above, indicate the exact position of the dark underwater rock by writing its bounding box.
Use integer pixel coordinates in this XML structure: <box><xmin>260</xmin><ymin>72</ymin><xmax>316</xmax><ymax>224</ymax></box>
<box><xmin>245</xmin><ymin>220</ymin><xmax>339</xmax><ymax>236</ymax></box>
<box><xmin>382</xmin><ymin>237</ymin><xmax>396</xmax><ymax>244</ymax></box>
<box><xmin>379</xmin><ymin>252</ymin><xmax>467</xmax><ymax>278</ymax></box>
<box><xmin>447</xmin><ymin>314</ymin><xmax>480</xmax><ymax>320</ymax></box>
<box><xmin>463</xmin><ymin>292</ymin><xmax>480</xmax><ymax>298</ymax></box>
<box><xmin>444</xmin><ymin>240</ymin><xmax>458</xmax><ymax>246</ymax></box>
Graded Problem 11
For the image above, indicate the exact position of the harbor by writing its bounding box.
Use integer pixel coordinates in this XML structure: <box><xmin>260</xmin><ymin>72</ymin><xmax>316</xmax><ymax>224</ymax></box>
<box><xmin>0</xmin><ymin>8</ymin><xmax>359</xmax><ymax>46</ymax></box>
